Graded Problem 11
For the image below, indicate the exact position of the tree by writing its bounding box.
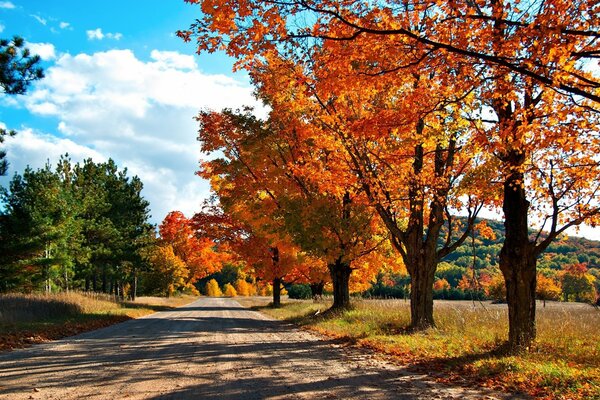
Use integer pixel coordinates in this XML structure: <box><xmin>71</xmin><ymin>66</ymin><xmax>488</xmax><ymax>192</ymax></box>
<box><xmin>536</xmin><ymin>274</ymin><xmax>562</xmax><ymax>307</ymax></box>
<box><xmin>181</xmin><ymin>0</ymin><xmax>600</xmax><ymax>347</ymax></box>
<box><xmin>561</xmin><ymin>263</ymin><xmax>596</xmax><ymax>303</ymax></box>
<box><xmin>179</xmin><ymin>0</ymin><xmax>600</xmax><ymax>104</ymax></box>
<box><xmin>433</xmin><ymin>279</ymin><xmax>450</xmax><ymax>291</ymax></box>
<box><xmin>196</xmin><ymin>109</ymin><xmax>387</xmax><ymax>309</ymax></box>
<box><xmin>0</xmin><ymin>156</ymin><xmax>153</xmax><ymax>295</ymax></box>
<box><xmin>205</xmin><ymin>278</ymin><xmax>222</xmax><ymax>297</ymax></box>
<box><xmin>0</xmin><ymin>164</ymin><xmax>77</xmax><ymax>292</ymax></box>
<box><xmin>234</xmin><ymin>278</ymin><xmax>254</xmax><ymax>296</ymax></box>
<box><xmin>223</xmin><ymin>283</ymin><xmax>237</xmax><ymax>297</ymax></box>
<box><xmin>249</xmin><ymin>49</ymin><xmax>486</xmax><ymax>326</ymax></box>
<box><xmin>145</xmin><ymin>244</ymin><xmax>193</xmax><ymax>297</ymax></box>
<box><xmin>159</xmin><ymin>211</ymin><xmax>225</xmax><ymax>285</ymax></box>
<box><xmin>0</xmin><ymin>36</ymin><xmax>44</xmax><ymax>175</ymax></box>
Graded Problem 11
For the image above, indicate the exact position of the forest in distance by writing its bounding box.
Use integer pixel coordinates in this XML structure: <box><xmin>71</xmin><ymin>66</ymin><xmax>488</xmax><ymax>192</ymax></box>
<box><xmin>1</xmin><ymin>155</ymin><xmax>598</xmax><ymax>307</ymax></box>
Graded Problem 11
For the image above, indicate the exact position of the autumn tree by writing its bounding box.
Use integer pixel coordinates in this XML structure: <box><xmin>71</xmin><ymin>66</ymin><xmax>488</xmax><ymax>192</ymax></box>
<box><xmin>536</xmin><ymin>274</ymin><xmax>561</xmax><ymax>307</ymax></box>
<box><xmin>205</xmin><ymin>278</ymin><xmax>222</xmax><ymax>297</ymax></box>
<box><xmin>196</xmin><ymin>109</ymin><xmax>389</xmax><ymax>309</ymax></box>
<box><xmin>561</xmin><ymin>263</ymin><xmax>597</xmax><ymax>303</ymax></box>
<box><xmin>181</xmin><ymin>0</ymin><xmax>600</xmax><ymax>347</ymax></box>
<box><xmin>145</xmin><ymin>244</ymin><xmax>194</xmax><ymax>297</ymax></box>
<box><xmin>192</xmin><ymin>203</ymin><xmax>300</xmax><ymax>306</ymax></box>
<box><xmin>248</xmin><ymin>48</ymin><xmax>487</xmax><ymax>326</ymax></box>
<box><xmin>159</xmin><ymin>211</ymin><xmax>225</xmax><ymax>286</ymax></box>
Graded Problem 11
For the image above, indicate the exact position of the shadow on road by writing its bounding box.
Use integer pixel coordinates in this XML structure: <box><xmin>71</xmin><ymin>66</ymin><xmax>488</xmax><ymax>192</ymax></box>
<box><xmin>0</xmin><ymin>298</ymin><xmax>523</xmax><ymax>400</ymax></box>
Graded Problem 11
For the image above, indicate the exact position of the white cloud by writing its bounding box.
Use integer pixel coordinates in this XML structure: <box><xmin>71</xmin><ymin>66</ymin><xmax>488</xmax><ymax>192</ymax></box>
<box><xmin>86</xmin><ymin>28</ymin><xmax>122</xmax><ymax>41</ymax></box>
<box><xmin>150</xmin><ymin>50</ymin><xmax>197</xmax><ymax>70</ymax></box>
<box><xmin>107</xmin><ymin>32</ymin><xmax>122</xmax><ymax>40</ymax></box>
<box><xmin>31</xmin><ymin>15</ymin><xmax>47</xmax><ymax>26</ymax></box>
<box><xmin>0</xmin><ymin>129</ymin><xmax>105</xmax><ymax>175</ymax></box>
<box><xmin>86</xmin><ymin>28</ymin><xmax>104</xmax><ymax>40</ymax></box>
<box><xmin>0</xmin><ymin>24</ymin><xmax>4</xmax><ymax>33</ymax></box>
<box><xmin>59</xmin><ymin>21</ymin><xmax>71</xmax><ymax>29</ymax></box>
<box><xmin>26</xmin><ymin>42</ymin><xmax>56</xmax><ymax>61</ymax></box>
<box><xmin>0</xmin><ymin>1</ymin><xmax>15</xmax><ymax>9</ymax></box>
<box><xmin>15</xmin><ymin>48</ymin><xmax>265</xmax><ymax>223</ymax></box>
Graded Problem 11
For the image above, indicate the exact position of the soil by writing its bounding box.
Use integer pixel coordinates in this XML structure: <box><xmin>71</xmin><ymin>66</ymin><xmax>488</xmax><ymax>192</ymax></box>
<box><xmin>0</xmin><ymin>297</ymin><xmax>527</xmax><ymax>399</ymax></box>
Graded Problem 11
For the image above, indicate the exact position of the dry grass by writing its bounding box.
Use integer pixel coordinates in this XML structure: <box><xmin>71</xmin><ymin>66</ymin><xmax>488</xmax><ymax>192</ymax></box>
<box><xmin>0</xmin><ymin>292</ymin><xmax>197</xmax><ymax>351</ymax></box>
<box><xmin>248</xmin><ymin>298</ymin><xmax>600</xmax><ymax>400</ymax></box>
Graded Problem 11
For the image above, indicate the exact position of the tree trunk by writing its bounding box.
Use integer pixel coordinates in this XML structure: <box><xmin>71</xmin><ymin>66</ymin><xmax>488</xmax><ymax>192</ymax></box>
<box><xmin>131</xmin><ymin>267</ymin><xmax>137</xmax><ymax>301</ymax></box>
<box><xmin>408</xmin><ymin>258</ymin><xmax>436</xmax><ymax>330</ymax></box>
<box><xmin>310</xmin><ymin>281</ymin><xmax>324</xmax><ymax>299</ymax></box>
<box><xmin>102</xmin><ymin>267</ymin><xmax>108</xmax><ymax>293</ymax></box>
<box><xmin>328</xmin><ymin>258</ymin><xmax>352</xmax><ymax>310</ymax></box>
<box><xmin>272</xmin><ymin>277</ymin><xmax>282</xmax><ymax>307</ymax></box>
<box><xmin>499</xmin><ymin>167</ymin><xmax>537</xmax><ymax>352</ymax></box>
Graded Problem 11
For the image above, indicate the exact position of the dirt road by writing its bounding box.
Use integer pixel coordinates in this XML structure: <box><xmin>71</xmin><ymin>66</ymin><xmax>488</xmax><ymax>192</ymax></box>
<box><xmin>0</xmin><ymin>298</ymin><xmax>523</xmax><ymax>399</ymax></box>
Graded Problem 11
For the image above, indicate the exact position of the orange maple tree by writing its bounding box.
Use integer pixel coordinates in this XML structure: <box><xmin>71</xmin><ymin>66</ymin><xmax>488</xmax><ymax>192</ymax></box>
<box><xmin>159</xmin><ymin>211</ymin><xmax>226</xmax><ymax>285</ymax></box>
<box><xmin>196</xmin><ymin>109</ymin><xmax>392</xmax><ymax>309</ymax></box>
<box><xmin>180</xmin><ymin>0</ymin><xmax>600</xmax><ymax>349</ymax></box>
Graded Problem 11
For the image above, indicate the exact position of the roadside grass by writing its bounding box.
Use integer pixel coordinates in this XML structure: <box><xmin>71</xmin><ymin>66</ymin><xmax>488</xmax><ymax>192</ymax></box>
<box><xmin>0</xmin><ymin>292</ymin><xmax>196</xmax><ymax>351</ymax></box>
<box><xmin>243</xmin><ymin>297</ymin><xmax>600</xmax><ymax>400</ymax></box>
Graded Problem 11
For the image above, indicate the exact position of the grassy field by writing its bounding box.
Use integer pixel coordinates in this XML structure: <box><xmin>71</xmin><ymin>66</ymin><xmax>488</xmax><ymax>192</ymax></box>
<box><xmin>0</xmin><ymin>292</ymin><xmax>197</xmax><ymax>351</ymax></box>
<box><xmin>236</xmin><ymin>297</ymin><xmax>600</xmax><ymax>400</ymax></box>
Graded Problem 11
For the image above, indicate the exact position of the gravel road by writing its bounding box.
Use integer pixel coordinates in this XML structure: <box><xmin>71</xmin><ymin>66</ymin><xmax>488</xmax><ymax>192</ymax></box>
<box><xmin>0</xmin><ymin>297</ymin><xmax>525</xmax><ymax>399</ymax></box>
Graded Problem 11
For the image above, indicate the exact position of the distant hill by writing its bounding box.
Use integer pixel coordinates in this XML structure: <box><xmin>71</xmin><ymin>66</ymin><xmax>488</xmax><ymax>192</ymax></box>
<box><xmin>441</xmin><ymin>218</ymin><xmax>600</xmax><ymax>271</ymax></box>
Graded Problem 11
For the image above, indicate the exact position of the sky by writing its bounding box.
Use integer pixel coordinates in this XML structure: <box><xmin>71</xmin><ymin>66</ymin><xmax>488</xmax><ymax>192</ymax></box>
<box><xmin>0</xmin><ymin>1</ymin><xmax>599</xmax><ymax>241</ymax></box>
<box><xmin>0</xmin><ymin>0</ymin><xmax>265</xmax><ymax>226</ymax></box>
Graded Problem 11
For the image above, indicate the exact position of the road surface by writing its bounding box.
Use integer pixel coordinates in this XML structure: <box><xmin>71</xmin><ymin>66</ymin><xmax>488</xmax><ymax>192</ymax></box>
<box><xmin>0</xmin><ymin>297</ymin><xmax>523</xmax><ymax>399</ymax></box>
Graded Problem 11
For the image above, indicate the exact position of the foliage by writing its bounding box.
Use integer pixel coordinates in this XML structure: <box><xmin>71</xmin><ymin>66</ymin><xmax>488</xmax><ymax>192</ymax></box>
<box><xmin>0</xmin><ymin>156</ymin><xmax>152</xmax><ymax>296</ymax></box>
<box><xmin>223</xmin><ymin>283</ymin><xmax>237</xmax><ymax>297</ymax></box>
<box><xmin>180</xmin><ymin>0</ymin><xmax>600</xmax><ymax>350</ymax></box>
<box><xmin>144</xmin><ymin>245</ymin><xmax>197</xmax><ymax>297</ymax></box>
<box><xmin>205</xmin><ymin>278</ymin><xmax>222</xmax><ymax>297</ymax></box>
<box><xmin>0</xmin><ymin>36</ymin><xmax>45</xmax><ymax>176</ymax></box>
<box><xmin>287</xmin><ymin>284</ymin><xmax>312</xmax><ymax>300</ymax></box>
<box><xmin>561</xmin><ymin>264</ymin><xmax>597</xmax><ymax>303</ymax></box>
<box><xmin>234</xmin><ymin>278</ymin><xmax>254</xmax><ymax>296</ymax></box>
<box><xmin>536</xmin><ymin>274</ymin><xmax>562</xmax><ymax>304</ymax></box>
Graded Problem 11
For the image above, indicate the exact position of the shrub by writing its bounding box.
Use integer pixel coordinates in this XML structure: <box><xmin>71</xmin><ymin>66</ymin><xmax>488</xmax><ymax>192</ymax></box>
<box><xmin>287</xmin><ymin>284</ymin><xmax>312</xmax><ymax>299</ymax></box>
<box><xmin>223</xmin><ymin>283</ymin><xmax>237</xmax><ymax>297</ymax></box>
<box><xmin>205</xmin><ymin>279</ymin><xmax>222</xmax><ymax>297</ymax></box>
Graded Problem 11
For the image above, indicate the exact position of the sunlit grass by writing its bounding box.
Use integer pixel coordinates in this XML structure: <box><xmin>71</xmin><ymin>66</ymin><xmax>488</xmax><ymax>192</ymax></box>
<box><xmin>247</xmin><ymin>297</ymin><xmax>600</xmax><ymax>400</ymax></box>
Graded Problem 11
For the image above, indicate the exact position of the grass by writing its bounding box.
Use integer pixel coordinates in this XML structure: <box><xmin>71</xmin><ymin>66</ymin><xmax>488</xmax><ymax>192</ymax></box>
<box><xmin>239</xmin><ymin>297</ymin><xmax>600</xmax><ymax>400</ymax></box>
<box><xmin>0</xmin><ymin>292</ymin><xmax>197</xmax><ymax>351</ymax></box>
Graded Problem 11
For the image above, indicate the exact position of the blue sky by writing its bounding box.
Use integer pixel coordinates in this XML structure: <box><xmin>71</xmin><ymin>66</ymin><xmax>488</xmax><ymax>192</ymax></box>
<box><xmin>0</xmin><ymin>0</ymin><xmax>265</xmax><ymax>225</ymax></box>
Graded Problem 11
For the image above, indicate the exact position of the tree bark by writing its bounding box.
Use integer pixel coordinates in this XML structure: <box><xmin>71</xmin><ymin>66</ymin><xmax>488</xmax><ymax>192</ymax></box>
<box><xmin>272</xmin><ymin>277</ymin><xmax>282</xmax><ymax>307</ymax></box>
<box><xmin>310</xmin><ymin>281</ymin><xmax>324</xmax><ymax>298</ymax></box>
<box><xmin>328</xmin><ymin>258</ymin><xmax>352</xmax><ymax>310</ymax></box>
<box><xmin>499</xmin><ymin>166</ymin><xmax>537</xmax><ymax>351</ymax></box>
<box><xmin>409</xmin><ymin>258</ymin><xmax>437</xmax><ymax>330</ymax></box>
<box><xmin>131</xmin><ymin>267</ymin><xmax>137</xmax><ymax>301</ymax></box>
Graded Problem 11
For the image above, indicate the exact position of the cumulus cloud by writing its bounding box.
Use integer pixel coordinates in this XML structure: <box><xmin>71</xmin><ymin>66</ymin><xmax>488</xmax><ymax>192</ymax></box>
<box><xmin>0</xmin><ymin>1</ymin><xmax>15</xmax><ymax>9</ymax></box>
<box><xmin>26</xmin><ymin>42</ymin><xmax>56</xmax><ymax>61</ymax></box>
<box><xmin>0</xmin><ymin>129</ymin><xmax>106</xmax><ymax>177</ymax></box>
<box><xmin>86</xmin><ymin>28</ymin><xmax>122</xmax><ymax>41</ymax></box>
<box><xmin>15</xmin><ymin>48</ymin><xmax>265</xmax><ymax>223</ymax></box>
<box><xmin>59</xmin><ymin>21</ymin><xmax>71</xmax><ymax>30</ymax></box>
